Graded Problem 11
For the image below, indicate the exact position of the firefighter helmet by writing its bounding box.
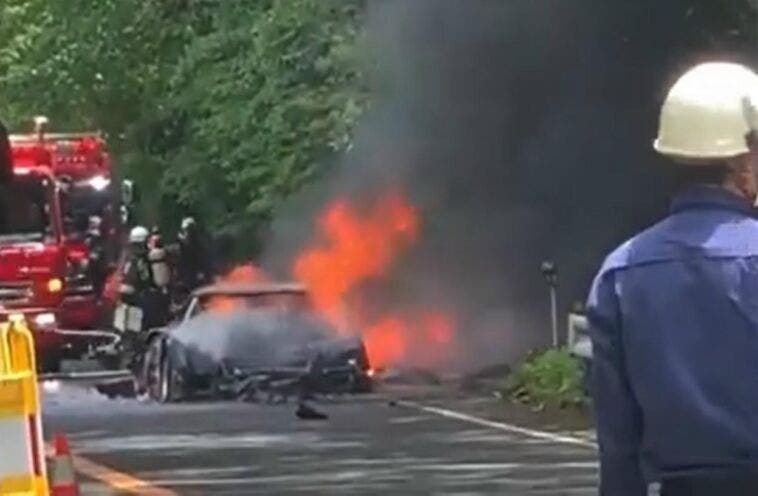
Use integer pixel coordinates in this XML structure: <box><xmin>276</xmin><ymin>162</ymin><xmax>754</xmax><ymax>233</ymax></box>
<box><xmin>181</xmin><ymin>217</ymin><xmax>196</xmax><ymax>231</ymax></box>
<box><xmin>129</xmin><ymin>226</ymin><xmax>149</xmax><ymax>244</ymax></box>
<box><xmin>654</xmin><ymin>62</ymin><xmax>758</xmax><ymax>161</ymax></box>
<box><xmin>178</xmin><ymin>216</ymin><xmax>196</xmax><ymax>242</ymax></box>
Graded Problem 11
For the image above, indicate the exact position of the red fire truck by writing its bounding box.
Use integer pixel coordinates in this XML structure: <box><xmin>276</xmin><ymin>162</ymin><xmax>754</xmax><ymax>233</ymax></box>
<box><xmin>0</xmin><ymin>162</ymin><xmax>67</xmax><ymax>371</ymax></box>
<box><xmin>10</xmin><ymin>122</ymin><xmax>126</xmax><ymax>329</ymax></box>
<box><xmin>0</xmin><ymin>118</ymin><xmax>128</xmax><ymax>369</ymax></box>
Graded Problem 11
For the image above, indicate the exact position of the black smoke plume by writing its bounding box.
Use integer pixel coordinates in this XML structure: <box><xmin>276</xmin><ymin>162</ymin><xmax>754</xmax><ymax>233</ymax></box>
<box><xmin>263</xmin><ymin>0</ymin><xmax>757</xmax><ymax>369</ymax></box>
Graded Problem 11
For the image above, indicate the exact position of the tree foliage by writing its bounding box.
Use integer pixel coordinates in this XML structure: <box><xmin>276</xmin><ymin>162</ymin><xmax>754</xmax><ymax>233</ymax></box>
<box><xmin>0</xmin><ymin>0</ymin><xmax>753</xmax><ymax>261</ymax></box>
<box><xmin>0</xmin><ymin>0</ymin><xmax>367</xmax><ymax>256</ymax></box>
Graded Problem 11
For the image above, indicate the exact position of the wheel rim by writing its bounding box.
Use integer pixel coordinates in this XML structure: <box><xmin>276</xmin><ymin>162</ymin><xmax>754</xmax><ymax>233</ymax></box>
<box><xmin>144</xmin><ymin>343</ymin><xmax>162</xmax><ymax>400</ymax></box>
<box><xmin>159</xmin><ymin>357</ymin><xmax>170</xmax><ymax>402</ymax></box>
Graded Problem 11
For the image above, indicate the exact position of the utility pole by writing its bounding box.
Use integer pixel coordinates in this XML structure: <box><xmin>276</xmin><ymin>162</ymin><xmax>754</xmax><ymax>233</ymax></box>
<box><xmin>540</xmin><ymin>260</ymin><xmax>559</xmax><ymax>348</ymax></box>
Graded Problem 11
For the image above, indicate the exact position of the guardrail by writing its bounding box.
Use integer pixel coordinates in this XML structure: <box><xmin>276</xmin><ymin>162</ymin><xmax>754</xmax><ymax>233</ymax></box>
<box><xmin>0</xmin><ymin>315</ymin><xmax>49</xmax><ymax>495</ymax></box>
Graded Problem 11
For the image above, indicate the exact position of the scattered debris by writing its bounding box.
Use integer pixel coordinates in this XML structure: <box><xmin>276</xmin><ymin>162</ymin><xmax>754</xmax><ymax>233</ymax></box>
<box><xmin>296</xmin><ymin>402</ymin><xmax>329</xmax><ymax>420</ymax></box>
<box><xmin>94</xmin><ymin>377</ymin><xmax>137</xmax><ymax>399</ymax></box>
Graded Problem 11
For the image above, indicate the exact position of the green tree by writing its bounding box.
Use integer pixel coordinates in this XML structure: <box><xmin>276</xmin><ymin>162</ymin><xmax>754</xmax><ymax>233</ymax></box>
<box><xmin>159</xmin><ymin>0</ymin><xmax>367</xmax><ymax>253</ymax></box>
<box><xmin>1</xmin><ymin>0</ymin><xmax>753</xmax><ymax>262</ymax></box>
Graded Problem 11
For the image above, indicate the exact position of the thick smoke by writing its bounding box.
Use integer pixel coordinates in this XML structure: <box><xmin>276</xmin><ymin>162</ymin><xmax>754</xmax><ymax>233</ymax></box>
<box><xmin>263</xmin><ymin>1</ymin><xmax>756</xmax><ymax>369</ymax></box>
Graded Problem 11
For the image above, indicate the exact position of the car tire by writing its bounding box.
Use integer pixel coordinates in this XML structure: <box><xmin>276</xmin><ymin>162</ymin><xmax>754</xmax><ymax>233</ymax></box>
<box><xmin>142</xmin><ymin>338</ymin><xmax>164</xmax><ymax>400</ymax></box>
<box><xmin>158</xmin><ymin>352</ymin><xmax>185</xmax><ymax>403</ymax></box>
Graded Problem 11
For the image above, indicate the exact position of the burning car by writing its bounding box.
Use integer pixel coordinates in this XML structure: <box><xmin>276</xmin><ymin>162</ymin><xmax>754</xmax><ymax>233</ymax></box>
<box><xmin>134</xmin><ymin>282</ymin><xmax>373</xmax><ymax>402</ymax></box>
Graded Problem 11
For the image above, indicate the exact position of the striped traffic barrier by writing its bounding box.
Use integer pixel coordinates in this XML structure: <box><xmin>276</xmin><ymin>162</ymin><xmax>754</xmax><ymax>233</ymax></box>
<box><xmin>0</xmin><ymin>315</ymin><xmax>49</xmax><ymax>495</ymax></box>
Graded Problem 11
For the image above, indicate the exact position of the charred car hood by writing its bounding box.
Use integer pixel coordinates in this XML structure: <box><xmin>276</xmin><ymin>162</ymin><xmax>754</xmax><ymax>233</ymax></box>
<box><xmin>166</xmin><ymin>310</ymin><xmax>364</xmax><ymax>376</ymax></box>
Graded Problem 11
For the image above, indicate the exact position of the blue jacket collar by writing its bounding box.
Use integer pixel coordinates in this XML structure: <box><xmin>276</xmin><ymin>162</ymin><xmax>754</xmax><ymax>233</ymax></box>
<box><xmin>670</xmin><ymin>185</ymin><xmax>757</xmax><ymax>217</ymax></box>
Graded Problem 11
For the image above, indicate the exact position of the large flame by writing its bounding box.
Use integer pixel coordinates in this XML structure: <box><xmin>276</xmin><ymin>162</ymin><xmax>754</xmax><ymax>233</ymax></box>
<box><xmin>293</xmin><ymin>191</ymin><xmax>419</xmax><ymax>329</ymax></box>
<box><xmin>210</xmin><ymin>191</ymin><xmax>456</xmax><ymax>368</ymax></box>
<box><xmin>293</xmin><ymin>190</ymin><xmax>456</xmax><ymax>369</ymax></box>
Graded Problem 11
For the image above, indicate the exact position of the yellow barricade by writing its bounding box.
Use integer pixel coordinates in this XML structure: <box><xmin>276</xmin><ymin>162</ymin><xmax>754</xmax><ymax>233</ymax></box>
<box><xmin>0</xmin><ymin>315</ymin><xmax>48</xmax><ymax>496</ymax></box>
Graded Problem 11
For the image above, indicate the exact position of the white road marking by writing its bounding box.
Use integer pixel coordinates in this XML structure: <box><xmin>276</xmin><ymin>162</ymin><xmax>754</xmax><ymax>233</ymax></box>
<box><xmin>396</xmin><ymin>400</ymin><xmax>598</xmax><ymax>449</ymax></box>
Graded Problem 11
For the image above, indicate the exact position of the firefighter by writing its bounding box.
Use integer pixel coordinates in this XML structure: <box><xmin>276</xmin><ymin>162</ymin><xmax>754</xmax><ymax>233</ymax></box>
<box><xmin>146</xmin><ymin>228</ymin><xmax>172</xmax><ymax>326</ymax></box>
<box><xmin>586</xmin><ymin>62</ymin><xmax>758</xmax><ymax>495</ymax></box>
<box><xmin>175</xmin><ymin>217</ymin><xmax>211</xmax><ymax>294</ymax></box>
<box><xmin>147</xmin><ymin>225</ymin><xmax>162</xmax><ymax>250</ymax></box>
<box><xmin>115</xmin><ymin>226</ymin><xmax>152</xmax><ymax>365</ymax></box>
<box><xmin>117</xmin><ymin>226</ymin><xmax>151</xmax><ymax>325</ymax></box>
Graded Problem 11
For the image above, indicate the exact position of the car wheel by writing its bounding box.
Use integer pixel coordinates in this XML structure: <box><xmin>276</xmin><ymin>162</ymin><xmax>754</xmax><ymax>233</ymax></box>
<box><xmin>142</xmin><ymin>338</ymin><xmax>163</xmax><ymax>400</ymax></box>
<box><xmin>158</xmin><ymin>352</ymin><xmax>185</xmax><ymax>403</ymax></box>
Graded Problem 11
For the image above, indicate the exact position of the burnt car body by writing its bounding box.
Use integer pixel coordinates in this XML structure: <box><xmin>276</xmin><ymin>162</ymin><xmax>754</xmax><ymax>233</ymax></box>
<box><xmin>135</xmin><ymin>283</ymin><xmax>373</xmax><ymax>402</ymax></box>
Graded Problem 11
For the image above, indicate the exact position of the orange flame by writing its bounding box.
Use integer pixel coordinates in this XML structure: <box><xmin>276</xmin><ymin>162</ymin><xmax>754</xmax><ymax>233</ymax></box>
<box><xmin>292</xmin><ymin>190</ymin><xmax>456</xmax><ymax>369</ymax></box>
<box><xmin>364</xmin><ymin>316</ymin><xmax>408</xmax><ymax>368</ymax></box>
<box><xmin>293</xmin><ymin>192</ymin><xmax>418</xmax><ymax>329</ymax></box>
<box><xmin>220</xmin><ymin>264</ymin><xmax>269</xmax><ymax>284</ymax></box>
<box><xmin>207</xmin><ymin>263</ymin><xmax>270</xmax><ymax>313</ymax></box>
<box><xmin>208</xmin><ymin>192</ymin><xmax>456</xmax><ymax>368</ymax></box>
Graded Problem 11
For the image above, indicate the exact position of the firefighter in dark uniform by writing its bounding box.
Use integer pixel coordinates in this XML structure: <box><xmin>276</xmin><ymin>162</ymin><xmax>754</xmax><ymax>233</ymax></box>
<box><xmin>146</xmin><ymin>227</ymin><xmax>172</xmax><ymax>327</ymax></box>
<box><xmin>117</xmin><ymin>226</ymin><xmax>153</xmax><ymax>364</ymax></box>
<box><xmin>174</xmin><ymin>217</ymin><xmax>212</xmax><ymax>295</ymax></box>
<box><xmin>119</xmin><ymin>226</ymin><xmax>152</xmax><ymax>311</ymax></box>
<box><xmin>587</xmin><ymin>62</ymin><xmax>758</xmax><ymax>495</ymax></box>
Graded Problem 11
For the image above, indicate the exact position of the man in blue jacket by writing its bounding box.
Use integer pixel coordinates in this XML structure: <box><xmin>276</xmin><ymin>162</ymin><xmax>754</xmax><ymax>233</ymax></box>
<box><xmin>587</xmin><ymin>62</ymin><xmax>758</xmax><ymax>495</ymax></box>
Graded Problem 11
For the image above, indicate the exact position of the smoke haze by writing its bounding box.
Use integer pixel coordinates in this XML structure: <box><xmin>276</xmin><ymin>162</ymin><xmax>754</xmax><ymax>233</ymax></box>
<box><xmin>262</xmin><ymin>0</ymin><xmax>756</xmax><ymax>370</ymax></box>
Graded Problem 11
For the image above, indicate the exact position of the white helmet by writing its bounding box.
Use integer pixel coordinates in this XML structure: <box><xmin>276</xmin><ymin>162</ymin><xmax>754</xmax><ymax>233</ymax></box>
<box><xmin>129</xmin><ymin>226</ymin><xmax>149</xmax><ymax>244</ymax></box>
<box><xmin>654</xmin><ymin>62</ymin><xmax>758</xmax><ymax>161</ymax></box>
<box><xmin>181</xmin><ymin>217</ymin><xmax>196</xmax><ymax>231</ymax></box>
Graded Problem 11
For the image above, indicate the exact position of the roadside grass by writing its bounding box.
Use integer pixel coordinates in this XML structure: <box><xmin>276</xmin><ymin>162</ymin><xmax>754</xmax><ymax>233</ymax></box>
<box><xmin>504</xmin><ymin>348</ymin><xmax>588</xmax><ymax>411</ymax></box>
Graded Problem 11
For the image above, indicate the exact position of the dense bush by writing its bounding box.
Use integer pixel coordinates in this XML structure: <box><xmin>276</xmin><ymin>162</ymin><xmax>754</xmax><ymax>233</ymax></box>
<box><xmin>506</xmin><ymin>348</ymin><xmax>588</xmax><ymax>409</ymax></box>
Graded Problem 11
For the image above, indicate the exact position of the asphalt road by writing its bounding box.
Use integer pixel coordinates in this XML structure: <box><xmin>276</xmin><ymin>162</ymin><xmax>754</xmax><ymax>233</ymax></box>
<box><xmin>41</xmin><ymin>380</ymin><xmax>598</xmax><ymax>495</ymax></box>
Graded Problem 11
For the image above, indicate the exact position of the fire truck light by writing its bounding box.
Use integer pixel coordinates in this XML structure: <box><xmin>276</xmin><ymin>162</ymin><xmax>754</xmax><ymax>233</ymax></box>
<box><xmin>47</xmin><ymin>278</ymin><xmax>63</xmax><ymax>293</ymax></box>
<box><xmin>89</xmin><ymin>175</ymin><xmax>111</xmax><ymax>191</ymax></box>
<box><xmin>34</xmin><ymin>313</ymin><xmax>56</xmax><ymax>328</ymax></box>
